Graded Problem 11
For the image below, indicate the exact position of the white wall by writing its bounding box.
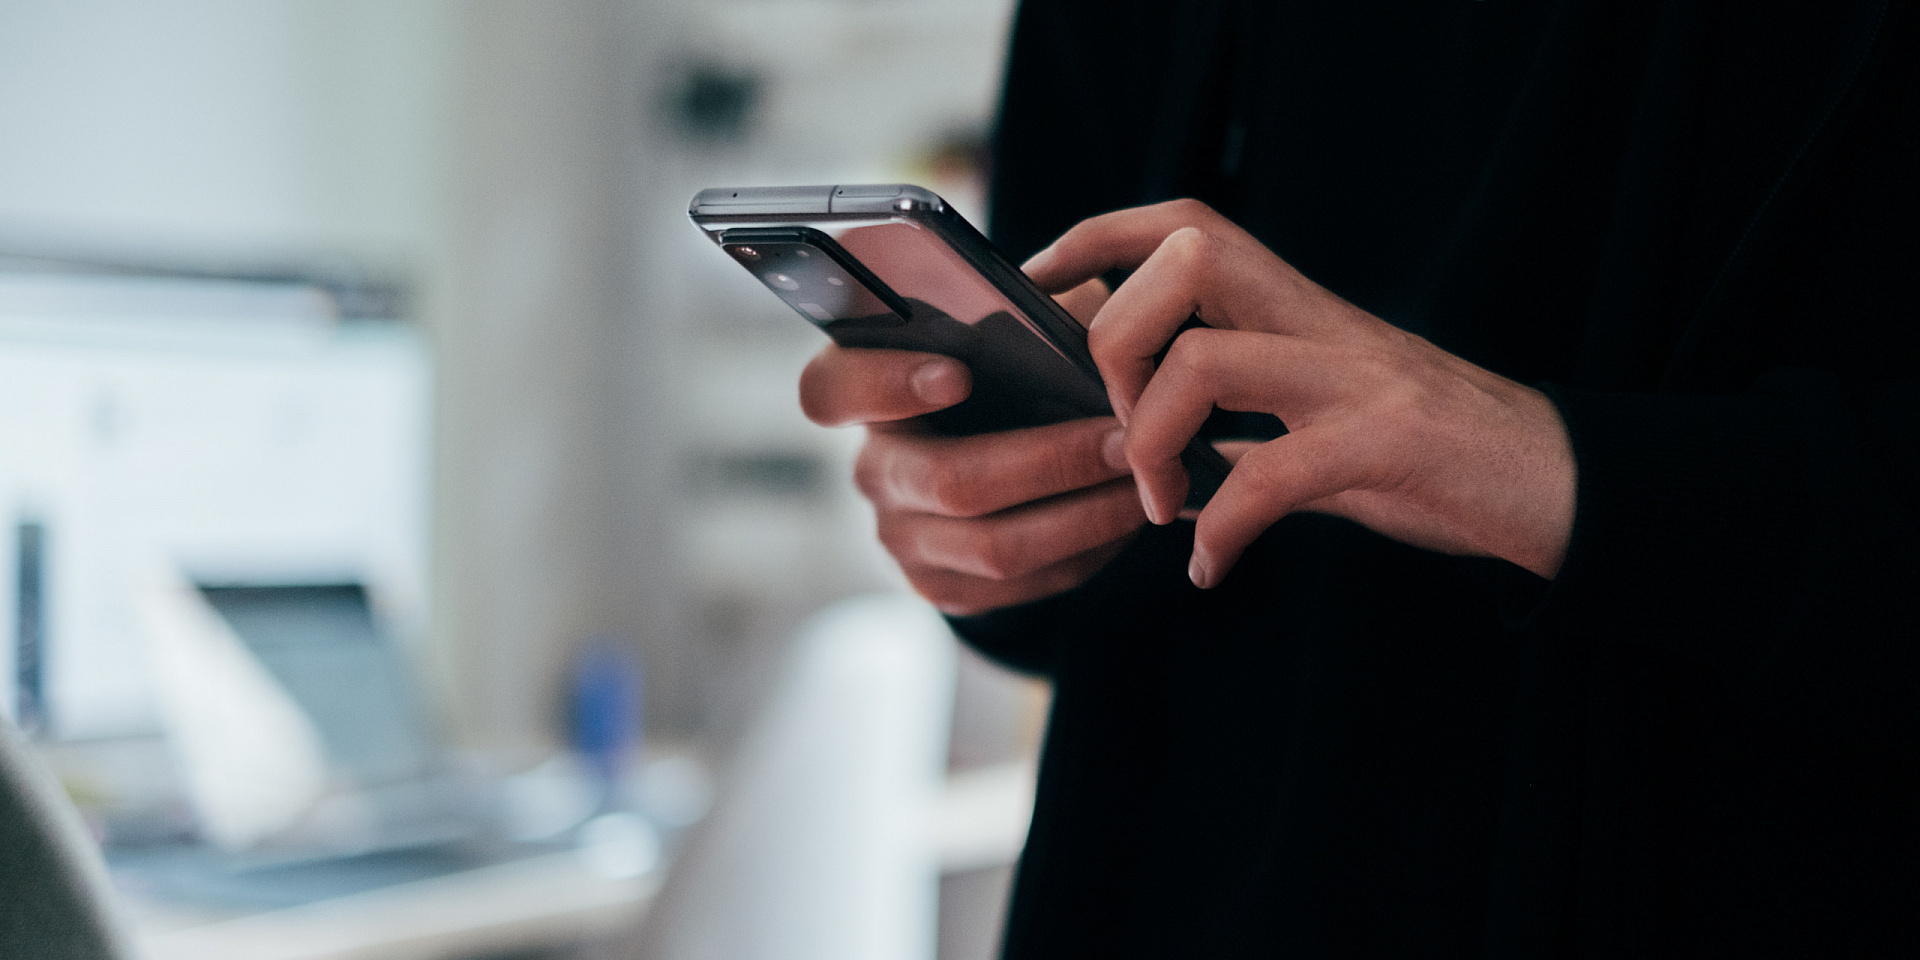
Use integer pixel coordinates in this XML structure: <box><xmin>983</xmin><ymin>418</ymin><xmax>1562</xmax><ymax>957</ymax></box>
<box><xmin>437</xmin><ymin>0</ymin><xmax>683</xmax><ymax>758</ymax></box>
<box><xmin>0</xmin><ymin>0</ymin><xmax>451</xmax><ymax>263</ymax></box>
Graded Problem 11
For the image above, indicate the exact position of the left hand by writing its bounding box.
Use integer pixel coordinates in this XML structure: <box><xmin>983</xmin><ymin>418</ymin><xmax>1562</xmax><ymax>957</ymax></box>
<box><xmin>1022</xmin><ymin>199</ymin><xmax>1577</xmax><ymax>588</ymax></box>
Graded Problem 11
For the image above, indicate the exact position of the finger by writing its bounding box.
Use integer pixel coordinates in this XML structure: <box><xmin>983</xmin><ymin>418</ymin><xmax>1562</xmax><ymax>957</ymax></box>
<box><xmin>1124</xmin><ymin>329</ymin><xmax>1349</xmax><ymax>521</ymax></box>
<box><xmin>1091</xmin><ymin>224</ymin><xmax>1339</xmax><ymax>418</ymax></box>
<box><xmin>885</xmin><ymin>478</ymin><xmax>1145</xmax><ymax>581</ymax></box>
<box><xmin>799</xmin><ymin>345</ymin><xmax>971</xmax><ymax>427</ymax></box>
<box><xmin>1173</xmin><ymin>442</ymin><xmax>1261</xmax><ymax>521</ymax></box>
<box><xmin>1082</xmin><ymin>226</ymin><xmax>1220</xmax><ymax>419</ymax></box>
<box><xmin>1051</xmin><ymin>277</ymin><xmax>1110</xmax><ymax>328</ymax></box>
<box><xmin>1187</xmin><ymin>432</ymin><xmax>1364</xmax><ymax>589</ymax></box>
<box><xmin>1025</xmin><ymin>203</ymin><xmax>1242</xmax><ymax>418</ymax></box>
<box><xmin>1214</xmin><ymin>440</ymin><xmax>1261</xmax><ymax>465</ymax></box>
<box><xmin>854</xmin><ymin>416</ymin><xmax>1130</xmax><ymax>517</ymax></box>
<box><xmin>1021</xmin><ymin>198</ymin><xmax>1248</xmax><ymax>292</ymax></box>
<box><xmin>903</xmin><ymin>539</ymin><xmax>1132</xmax><ymax>617</ymax></box>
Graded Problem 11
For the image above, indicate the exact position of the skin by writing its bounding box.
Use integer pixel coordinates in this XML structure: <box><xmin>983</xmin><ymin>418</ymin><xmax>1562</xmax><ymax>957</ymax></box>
<box><xmin>799</xmin><ymin>199</ymin><xmax>1576</xmax><ymax>615</ymax></box>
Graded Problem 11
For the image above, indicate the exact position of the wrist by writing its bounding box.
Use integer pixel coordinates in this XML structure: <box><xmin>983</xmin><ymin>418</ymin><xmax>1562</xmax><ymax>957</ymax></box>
<box><xmin>1497</xmin><ymin>384</ymin><xmax>1576</xmax><ymax>579</ymax></box>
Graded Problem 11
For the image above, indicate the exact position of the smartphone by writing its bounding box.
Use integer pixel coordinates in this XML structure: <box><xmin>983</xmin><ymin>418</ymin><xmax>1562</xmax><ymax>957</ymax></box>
<box><xmin>688</xmin><ymin>183</ymin><xmax>1228</xmax><ymax>510</ymax></box>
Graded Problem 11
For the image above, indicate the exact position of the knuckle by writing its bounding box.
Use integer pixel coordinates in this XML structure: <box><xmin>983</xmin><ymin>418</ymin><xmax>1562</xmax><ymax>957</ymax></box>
<box><xmin>1086</xmin><ymin>322</ymin><xmax>1123</xmax><ymax>369</ymax></box>
<box><xmin>870</xmin><ymin>438</ymin><xmax>990</xmax><ymax>517</ymax></box>
<box><xmin>851</xmin><ymin>446</ymin><xmax>882</xmax><ymax>501</ymax></box>
<box><xmin>1379</xmin><ymin>345</ymin><xmax>1430</xmax><ymax>384</ymax></box>
<box><xmin>1162</xmin><ymin>225</ymin><xmax>1217</xmax><ymax>268</ymax></box>
<box><xmin>872</xmin><ymin>514</ymin><xmax>918</xmax><ymax>563</ymax></box>
<box><xmin>925</xmin><ymin>459</ymin><xmax>986</xmax><ymax>517</ymax></box>
<box><xmin>1163</xmin><ymin>329</ymin><xmax>1216</xmax><ymax>379</ymax></box>
<box><xmin>1047</xmin><ymin>429</ymin><xmax>1095</xmax><ymax>489</ymax></box>
<box><xmin>1237</xmin><ymin>443</ymin><xmax>1295</xmax><ymax>491</ymax></box>
<box><xmin>1165</xmin><ymin>197</ymin><xmax>1215</xmax><ymax>221</ymax></box>
<box><xmin>851</xmin><ymin>438</ymin><xmax>894</xmax><ymax>504</ymax></box>
<box><xmin>1160</xmin><ymin>227</ymin><xmax>1201</xmax><ymax>266</ymax></box>
<box><xmin>962</xmin><ymin>526</ymin><xmax>1019</xmax><ymax>581</ymax></box>
<box><xmin>1371</xmin><ymin>380</ymin><xmax>1428</xmax><ymax>435</ymax></box>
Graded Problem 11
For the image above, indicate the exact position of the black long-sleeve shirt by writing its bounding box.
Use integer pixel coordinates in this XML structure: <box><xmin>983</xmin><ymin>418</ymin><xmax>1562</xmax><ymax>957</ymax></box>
<box><xmin>957</xmin><ymin>1</ymin><xmax>1920</xmax><ymax>955</ymax></box>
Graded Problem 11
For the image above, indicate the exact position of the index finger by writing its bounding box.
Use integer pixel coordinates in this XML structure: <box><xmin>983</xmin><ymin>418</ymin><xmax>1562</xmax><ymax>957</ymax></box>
<box><xmin>1020</xmin><ymin>198</ymin><xmax>1253</xmax><ymax>292</ymax></box>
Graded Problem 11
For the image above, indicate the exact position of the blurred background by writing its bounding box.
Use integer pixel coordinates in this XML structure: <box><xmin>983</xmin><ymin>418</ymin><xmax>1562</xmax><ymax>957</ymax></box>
<box><xmin>0</xmin><ymin>2</ymin><xmax>1047</xmax><ymax>958</ymax></box>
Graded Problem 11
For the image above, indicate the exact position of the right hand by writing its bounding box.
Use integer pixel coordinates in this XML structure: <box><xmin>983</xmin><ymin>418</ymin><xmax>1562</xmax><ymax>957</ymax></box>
<box><xmin>799</xmin><ymin>280</ymin><xmax>1148</xmax><ymax>616</ymax></box>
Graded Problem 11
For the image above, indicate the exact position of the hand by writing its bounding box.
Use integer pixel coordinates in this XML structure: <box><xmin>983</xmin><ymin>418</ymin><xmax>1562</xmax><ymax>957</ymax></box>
<box><xmin>1023</xmin><ymin>200</ymin><xmax>1577</xmax><ymax>588</ymax></box>
<box><xmin>798</xmin><ymin>280</ymin><xmax>1149</xmax><ymax>615</ymax></box>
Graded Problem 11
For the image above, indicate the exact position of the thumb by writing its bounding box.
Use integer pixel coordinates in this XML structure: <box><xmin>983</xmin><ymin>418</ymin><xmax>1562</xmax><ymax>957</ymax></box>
<box><xmin>1186</xmin><ymin>432</ymin><xmax>1359</xmax><ymax>588</ymax></box>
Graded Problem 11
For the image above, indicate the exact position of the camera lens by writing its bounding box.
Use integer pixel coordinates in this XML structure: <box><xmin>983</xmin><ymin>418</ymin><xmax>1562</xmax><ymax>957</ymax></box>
<box><xmin>769</xmin><ymin>273</ymin><xmax>801</xmax><ymax>291</ymax></box>
<box><xmin>733</xmin><ymin>246</ymin><xmax>758</xmax><ymax>260</ymax></box>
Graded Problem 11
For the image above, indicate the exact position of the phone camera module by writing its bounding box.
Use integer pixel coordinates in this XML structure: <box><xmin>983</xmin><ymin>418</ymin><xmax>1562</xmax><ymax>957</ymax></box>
<box><xmin>769</xmin><ymin>273</ymin><xmax>801</xmax><ymax>291</ymax></box>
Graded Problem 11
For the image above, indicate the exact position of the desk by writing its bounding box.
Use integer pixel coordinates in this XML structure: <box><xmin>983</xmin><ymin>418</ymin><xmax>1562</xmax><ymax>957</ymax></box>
<box><xmin>124</xmin><ymin>757</ymin><xmax>1031</xmax><ymax>960</ymax></box>
<box><xmin>130</xmin><ymin>850</ymin><xmax>656</xmax><ymax>960</ymax></box>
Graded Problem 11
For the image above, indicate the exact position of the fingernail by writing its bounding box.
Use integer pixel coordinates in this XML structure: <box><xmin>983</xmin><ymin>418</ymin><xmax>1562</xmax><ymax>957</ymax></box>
<box><xmin>910</xmin><ymin>359</ymin><xmax>967</xmax><ymax>406</ymax></box>
<box><xmin>1101</xmin><ymin>428</ymin><xmax>1130</xmax><ymax>472</ymax></box>
<box><xmin>1188</xmin><ymin>551</ymin><xmax>1213</xmax><ymax>589</ymax></box>
<box><xmin>1139</xmin><ymin>483</ymin><xmax>1166</xmax><ymax>525</ymax></box>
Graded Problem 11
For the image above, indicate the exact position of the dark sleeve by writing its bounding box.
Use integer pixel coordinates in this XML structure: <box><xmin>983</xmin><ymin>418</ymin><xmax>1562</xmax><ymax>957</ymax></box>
<box><xmin>959</xmin><ymin>0</ymin><xmax>1199</xmax><ymax>675</ymax></box>
<box><xmin>1509</xmin><ymin>20</ymin><xmax>1920</xmax><ymax>675</ymax></box>
<box><xmin>948</xmin><ymin>523</ymin><xmax>1197</xmax><ymax>677</ymax></box>
<box><xmin>987</xmin><ymin>0</ymin><xmax>1191</xmax><ymax>261</ymax></box>
<box><xmin>1507</xmin><ymin>371</ymin><xmax>1920</xmax><ymax>674</ymax></box>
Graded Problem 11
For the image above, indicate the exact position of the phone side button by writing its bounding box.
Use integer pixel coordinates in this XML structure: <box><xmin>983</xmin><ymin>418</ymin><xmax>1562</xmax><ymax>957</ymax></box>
<box><xmin>693</xmin><ymin>185</ymin><xmax>835</xmax><ymax>214</ymax></box>
<box><xmin>833</xmin><ymin>184</ymin><xmax>904</xmax><ymax>198</ymax></box>
<box><xmin>829</xmin><ymin>184</ymin><xmax>916</xmax><ymax>214</ymax></box>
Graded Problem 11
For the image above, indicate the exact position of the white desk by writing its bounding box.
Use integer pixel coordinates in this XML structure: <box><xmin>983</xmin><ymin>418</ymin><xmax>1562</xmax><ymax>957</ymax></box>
<box><xmin>129</xmin><ymin>850</ymin><xmax>656</xmax><ymax>960</ymax></box>
<box><xmin>123</xmin><ymin>757</ymin><xmax>1032</xmax><ymax>960</ymax></box>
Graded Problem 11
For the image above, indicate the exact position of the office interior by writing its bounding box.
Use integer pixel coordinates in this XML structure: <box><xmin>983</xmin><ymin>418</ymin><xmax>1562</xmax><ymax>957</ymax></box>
<box><xmin>0</xmin><ymin>2</ymin><xmax>1041</xmax><ymax>958</ymax></box>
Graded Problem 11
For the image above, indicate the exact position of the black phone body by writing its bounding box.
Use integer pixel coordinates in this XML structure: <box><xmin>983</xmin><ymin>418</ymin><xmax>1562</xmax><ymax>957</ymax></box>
<box><xmin>689</xmin><ymin>183</ymin><xmax>1228</xmax><ymax>509</ymax></box>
